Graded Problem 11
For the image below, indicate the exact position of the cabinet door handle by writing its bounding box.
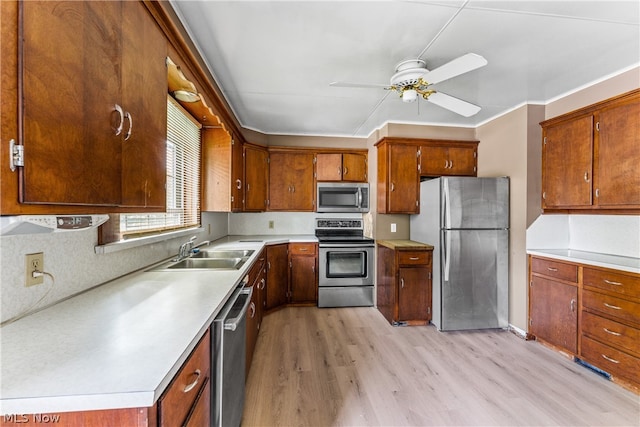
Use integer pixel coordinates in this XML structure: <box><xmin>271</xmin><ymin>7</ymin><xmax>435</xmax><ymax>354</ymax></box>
<box><xmin>603</xmin><ymin>328</ymin><xmax>621</xmax><ymax>336</ymax></box>
<box><xmin>260</xmin><ymin>278</ymin><xmax>265</xmax><ymax>290</ymax></box>
<box><xmin>113</xmin><ymin>104</ymin><xmax>124</xmax><ymax>136</ymax></box>
<box><xmin>246</xmin><ymin>183</ymin><xmax>250</xmax><ymax>192</ymax></box>
<box><xmin>343</xmin><ymin>166</ymin><xmax>348</xmax><ymax>176</ymax></box>
<box><xmin>312</xmin><ymin>265</ymin><xmax>315</xmax><ymax>273</ymax></box>
<box><xmin>604</xmin><ymin>302</ymin><xmax>622</xmax><ymax>310</ymax></box>
<box><xmin>449</xmin><ymin>160</ymin><xmax>453</xmax><ymax>169</ymax></box>
<box><xmin>124</xmin><ymin>112</ymin><xmax>133</xmax><ymax>141</ymax></box>
<box><xmin>291</xmin><ymin>185</ymin><xmax>295</xmax><ymax>193</ymax></box>
<box><xmin>584</xmin><ymin>172</ymin><xmax>590</xmax><ymax>182</ymax></box>
<box><xmin>236</xmin><ymin>179</ymin><xmax>242</xmax><ymax>190</ymax></box>
<box><xmin>249</xmin><ymin>302</ymin><xmax>256</xmax><ymax>318</ymax></box>
<box><xmin>601</xmin><ymin>354</ymin><xmax>620</xmax><ymax>364</ymax></box>
<box><xmin>400</xmin><ymin>278</ymin><xmax>404</xmax><ymax>288</ymax></box>
<box><xmin>391</xmin><ymin>182</ymin><xmax>395</xmax><ymax>192</ymax></box>
<box><xmin>444</xmin><ymin>160</ymin><xmax>448</xmax><ymax>169</ymax></box>
<box><xmin>547</xmin><ymin>267</ymin><xmax>558</xmax><ymax>272</ymax></box>
<box><xmin>338</xmin><ymin>166</ymin><xmax>342</xmax><ymax>176</ymax></box>
<box><xmin>183</xmin><ymin>369</ymin><xmax>201</xmax><ymax>393</ymax></box>
<box><xmin>267</xmin><ymin>261</ymin><xmax>271</xmax><ymax>271</ymax></box>
<box><xmin>604</xmin><ymin>279</ymin><xmax>623</xmax><ymax>286</ymax></box>
<box><xmin>570</xmin><ymin>299</ymin><xmax>576</xmax><ymax>312</ymax></box>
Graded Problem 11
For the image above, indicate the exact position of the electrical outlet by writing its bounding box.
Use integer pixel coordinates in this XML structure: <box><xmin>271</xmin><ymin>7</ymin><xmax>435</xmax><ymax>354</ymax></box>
<box><xmin>268</xmin><ymin>220</ymin><xmax>275</xmax><ymax>229</ymax></box>
<box><xmin>25</xmin><ymin>252</ymin><xmax>44</xmax><ymax>287</ymax></box>
<box><xmin>391</xmin><ymin>223</ymin><xmax>397</xmax><ymax>233</ymax></box>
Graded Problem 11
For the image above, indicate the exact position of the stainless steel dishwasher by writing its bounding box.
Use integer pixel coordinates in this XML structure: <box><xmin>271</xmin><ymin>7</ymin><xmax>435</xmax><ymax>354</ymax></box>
<box><xmin>212</xmin><ymin>277</ymin><xmax>253</xmax><ymax>427</ymax></box>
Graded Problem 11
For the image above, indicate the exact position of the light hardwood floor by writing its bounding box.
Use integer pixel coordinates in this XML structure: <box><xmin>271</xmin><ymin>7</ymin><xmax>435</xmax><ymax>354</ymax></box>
<box><xmin>242</xmin><ymin>307</ymin><xmax>639</xmax><ymax>427</ymax></box>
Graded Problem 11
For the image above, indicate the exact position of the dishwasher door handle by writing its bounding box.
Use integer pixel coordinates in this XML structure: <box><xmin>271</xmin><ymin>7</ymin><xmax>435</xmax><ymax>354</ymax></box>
<box><xmin>224</xmin><ymin>286</ymin><xmax>254</xmax><ymax>331</ymax></box>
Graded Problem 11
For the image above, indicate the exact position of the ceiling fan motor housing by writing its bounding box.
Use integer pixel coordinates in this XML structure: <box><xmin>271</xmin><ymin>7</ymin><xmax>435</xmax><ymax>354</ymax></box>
<box><xmin>391</xmin><ymin>59</ymin><xmax>429</xmax><ymax>87</ymax></box>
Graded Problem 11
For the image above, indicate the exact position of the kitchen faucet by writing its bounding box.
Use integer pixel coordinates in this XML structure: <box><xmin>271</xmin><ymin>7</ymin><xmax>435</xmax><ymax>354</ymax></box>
<box><xmin>174</xmin><ymin>236</ymin><xmax>197</xmax><ymax>262</ymax></box>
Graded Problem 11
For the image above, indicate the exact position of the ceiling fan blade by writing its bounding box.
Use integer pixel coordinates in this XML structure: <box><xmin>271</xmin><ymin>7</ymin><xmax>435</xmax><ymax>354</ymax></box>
<box><xmin>423</xmin><ymin>53</ymin><xmax>487</xmax><ymax>85</ymax></box>
<box><xmin>330</xmin><ymin>81</ymin><xmax>391</xmax><ymax>89</ymax></box>
<box><xmin>427</xmin><ymin>92</ymin><xmax>481</xmax><ymax>117</ymax></box>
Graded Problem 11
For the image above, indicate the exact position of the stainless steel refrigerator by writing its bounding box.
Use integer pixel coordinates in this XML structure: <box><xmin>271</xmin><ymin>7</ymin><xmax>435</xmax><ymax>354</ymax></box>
<box><xmin>410</xmin><ymin>177</ymin><xmax>509</xmax><ymax>331</ymax></box>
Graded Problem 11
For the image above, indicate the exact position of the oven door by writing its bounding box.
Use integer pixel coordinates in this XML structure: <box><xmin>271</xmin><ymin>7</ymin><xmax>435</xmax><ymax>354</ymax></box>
<box><xmin>318</xmin><ymin>243</ymin><xmax>374</xmax><ymax>287</ymax></box>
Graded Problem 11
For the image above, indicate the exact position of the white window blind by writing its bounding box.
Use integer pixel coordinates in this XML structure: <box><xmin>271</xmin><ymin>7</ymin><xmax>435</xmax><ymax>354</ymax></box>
<box><xmin>120</xmin><ymin>97</ymin><xmax>201</xmax><ymax>238</ymax></box>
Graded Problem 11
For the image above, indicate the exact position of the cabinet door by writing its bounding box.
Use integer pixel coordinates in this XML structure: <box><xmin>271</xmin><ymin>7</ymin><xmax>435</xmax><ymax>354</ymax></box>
<box><xmin>267</xmin><ymin>152</ymin><xmax>290</xmax><ymax>210</ymax></box>
<box><xmin>287</xmin><ymin>152</ymin><xmax>316</xmax><ymax>211</ymax></box>
<box><xmin>542</xmin><ymin>116</ymin><xmax>593</xmax><ymax>208</ymax></box>
<box><xmin>290</xmin><ymin>255</ymin><xmax>317</xmax><ymax>304</ymax></box>
<box><xmin>316</xmin><ymin>153</ymin><xmax>343</xmax><ymax>181</ymax></box>
<box><xmin>596</xmin><ymin>101</ymin><xmax>640</xmax><ymax>207</ymax></box>
<box><xmin>266</xmin><ymin>244</ymin><xmax>289</xmax><ymax>310</ymax></box>
<box><xmin>120</xmin><ymin>1</ymin><xmax>167</xmax><ymax>209</ymax></box>
<box><xmin>20</xmin><ymin>1</ymin><xmax>122</xmax><ymax>206</ymax></box>
<box><xmin>342</xmin><ymin>153</ymin><xmax>367</xmax><ymax>182</ymax></box>
<box><xmin>244</xmin><ymin>146</ymin><xmax>268</xmax><ymax>211</ymax></box>
<box><xmin>398</xmin><ymin>267</ymin><xmax>431</xmax><ymax>321</ymax></box>
<box><xmin>529</xmin><ymin>276</ymin><xmax>578</xmax><ymax>353</ymax></box>
<box><xmin>419</xmin><ymin>145</ymin><xmax>449</xmax><ymax>176</ymax></box>
<box><xmin>388</xmin><ymin>144</ymin><xmax>419</xmax><ymax>213</ymax></box>
<box><xmin>447</xmin><ymin>146</ymin><xmax>477</xmax><ymax>176</ymax></box>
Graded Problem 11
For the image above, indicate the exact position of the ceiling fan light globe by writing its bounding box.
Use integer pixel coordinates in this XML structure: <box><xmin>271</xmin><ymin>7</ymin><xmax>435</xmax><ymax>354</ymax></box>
<box><xmin>402</xmin><ymin>89</ymin><xmax>418</xmax><ymax>103</ymax></box>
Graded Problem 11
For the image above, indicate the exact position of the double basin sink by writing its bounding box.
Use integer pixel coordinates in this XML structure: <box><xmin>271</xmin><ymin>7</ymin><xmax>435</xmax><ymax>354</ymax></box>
<box><xmin>151</xmin><ymin>249</ymin><xmax>255</xmax><ymax>271</ymax></box>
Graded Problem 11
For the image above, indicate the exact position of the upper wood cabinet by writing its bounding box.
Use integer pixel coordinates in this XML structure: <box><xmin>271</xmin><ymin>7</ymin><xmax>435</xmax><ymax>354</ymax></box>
<box><xmin>14</xmin><ymin>1</ymin><xmax>167</xmax><ymax>211</ymax></box>
<box><xmin>268</xmin><ymin>151</ymin><xmax>316</xmax><ymax>211</ymax></box>
<box><xmin>244</xmin><ymin>144</ymin><xmax>269</xmax><ymax>212</ymax></box>
<box><xmin>419</xmin><ymin>141</ymin><xmax>478</xmax><ymax>177</ymax></box>
<box><xmin>376</xmin><ymin>138</ymin><xmax>420</xmax><ymax>214</ymax></box>
<box><xmin>201</xmin><ymin>129</ymin><xmax>243</xmax><ymax>212</ymax></box>
<box><xmin>541</xmin><ymin>89</ymin><xmax>640</xmax><ymax>212</ymax></box>
<box><xmin>316</xmin><ymin>152</ymin><xmax>367</xmax><ymax>182</ymax></box>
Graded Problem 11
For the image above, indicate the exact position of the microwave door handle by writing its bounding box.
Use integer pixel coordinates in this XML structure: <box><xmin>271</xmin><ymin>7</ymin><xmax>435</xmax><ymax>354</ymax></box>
<box><xmin>358</xmin><ymin>188</ymin><xmax>363</xmax><ymax>208</ymax></box>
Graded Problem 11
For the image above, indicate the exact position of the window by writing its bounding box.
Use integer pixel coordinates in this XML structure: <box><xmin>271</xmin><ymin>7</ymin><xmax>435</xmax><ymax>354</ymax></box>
<box><xmin>118</xmin><ymin>97</ymin><xmax>201</xmax><ymax>239</ymax></box>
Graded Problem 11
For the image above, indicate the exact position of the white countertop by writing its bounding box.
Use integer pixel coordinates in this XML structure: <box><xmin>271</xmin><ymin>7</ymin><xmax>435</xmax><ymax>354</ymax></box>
<box><xmin>527</xmin><ymin>249</ymin><xmax>640</xmax><ymax>274</ymax></box>
<box><xmin>0</xmin><ymin>235</ymin><xmax>316</xmax><ymax>415</ymax></box>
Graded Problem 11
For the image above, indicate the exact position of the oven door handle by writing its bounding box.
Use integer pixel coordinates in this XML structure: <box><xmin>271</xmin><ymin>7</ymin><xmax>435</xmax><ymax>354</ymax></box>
<box><xmin>319</xmin><ymin>243</ymin><xmax>375</xmax><ymax>249</ymax></box>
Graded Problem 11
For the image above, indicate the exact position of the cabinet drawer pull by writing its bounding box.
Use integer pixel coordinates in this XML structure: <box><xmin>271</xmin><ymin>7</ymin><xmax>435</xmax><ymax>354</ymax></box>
<box><xmin>183</xmin><ymin>369</ymin><xmax>201</xmax><ymax>393</ymax></box>
<box><xmin>604</xmin><ymin>279</ymin><xmax>623</xmax><ymax>286</ymax></box>
<box><xmin>603</xmin><ymin>303</ymin><xmax>622</xmax><ymax>310</ymax></box>
<box><xmin>603</xmin><ymin>328</ymin><xmax>621</xmax><ymax>336</ymax></box>
<box><xmin>601</xmin><ymin>354</ymin><xmax>620</xmax><ymax>364</ymax></box>
<box><xmin>546</xmin><ymin>267</ymin><xmax>558</xmax><ymax>272</ymax></box>
<box><xmin>409</xmin><ymin>257</ymin><xmax>420</xmax><ymax>260</ymax></box>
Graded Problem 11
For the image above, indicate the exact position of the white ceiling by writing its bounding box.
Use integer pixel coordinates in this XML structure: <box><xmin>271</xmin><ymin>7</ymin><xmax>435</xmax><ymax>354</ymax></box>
<box><xmin>170</xmin><ymin>1</ymin><xmax>640</xmax><ymax>138</ymax></box>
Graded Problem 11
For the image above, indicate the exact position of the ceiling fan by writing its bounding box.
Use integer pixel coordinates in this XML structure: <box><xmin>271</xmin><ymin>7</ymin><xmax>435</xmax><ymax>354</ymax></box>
<box><xmin>330</xmin><ymin>53</ymin><xmax>487</xmax><ymax>117</ymax></box>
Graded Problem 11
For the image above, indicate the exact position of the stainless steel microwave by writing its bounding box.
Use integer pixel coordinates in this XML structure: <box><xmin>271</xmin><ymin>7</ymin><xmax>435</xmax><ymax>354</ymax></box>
<box><xmin>316</xmin><ymin>182</ymin><xmax>369</xmax><ymax>213</ymax></box>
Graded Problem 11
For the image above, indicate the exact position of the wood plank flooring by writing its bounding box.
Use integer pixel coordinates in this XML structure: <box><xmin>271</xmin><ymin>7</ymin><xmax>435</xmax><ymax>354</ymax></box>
<box><xmin>242</xmin><ymin>307</ymin><xmax>639</xmax><ymax>426</ymax></box>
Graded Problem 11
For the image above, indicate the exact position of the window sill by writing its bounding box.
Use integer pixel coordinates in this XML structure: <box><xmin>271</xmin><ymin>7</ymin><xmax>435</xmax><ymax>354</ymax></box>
<box><xmin>94</xmin><ymin>226</ymin><xmax>205</xmax><ymax>254</ymax></box>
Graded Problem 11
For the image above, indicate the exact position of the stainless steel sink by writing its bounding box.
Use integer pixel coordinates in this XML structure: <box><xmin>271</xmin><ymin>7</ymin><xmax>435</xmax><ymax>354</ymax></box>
<box><xmin>191</xmin><ymin>249</ymin><xmax>254</xmax><ymax>259</ymax></box>
<box><xmin>166</xmin><ymin>257</ymin><xmax>247</xmax><ymax>270</ymax></box>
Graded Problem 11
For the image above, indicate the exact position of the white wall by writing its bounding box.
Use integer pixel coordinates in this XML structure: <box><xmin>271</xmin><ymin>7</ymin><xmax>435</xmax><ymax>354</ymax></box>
<box><xmin>228</xmin><ymin>212</ymin><xmax>362</xmax><ymax>235</ymax></box>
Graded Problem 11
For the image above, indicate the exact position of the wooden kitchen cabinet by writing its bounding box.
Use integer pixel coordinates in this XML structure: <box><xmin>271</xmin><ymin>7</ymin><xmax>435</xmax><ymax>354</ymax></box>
<box><xmin>202</xmin><ymin>129</ymin><xmax>244</xmax><ymax>212</ymax></box>
<box><xmin>268</xmin><ymin>151</ymin><xmax>316</xmax><ymax>211</ymax></box>
<box><xmin>528</xmin><ymin>256</ymin><xmax>578</xmax><ymax>354</ymax></box>
<box><xmin>580</xmin><ymin>266</ymin><xmax>640</xmax><ymax>387</ymax></box>
<box><xmin>14</xmin><ymin>0</ymin><xmax>167</xmax><ymax>210</ymax></box>
<box><xmin>266</xmin><ymin>244</ymin><xmax>289</xmax><ymax>311</ymax></box>
<box><xmin>419</xmin><ymin>140</ymin><xmax>478</xmax><ymax>177</ymax></box>
<box><xmin>288</xmin><ymin>243</ymin><xmax>318</xmax><ymax>305</ymax></box>
<box><xmin>316</xmin><ymin>152</ymin><xmax>367</xmax><ymax>182</ymax></box>
<box><xmin>376</xmin><ymin>241</ymin><xmax>433</xmax><ymax>326</ymax></box>
<box><xmin>244</xmin><ymin>144</ymin><xmax>269</xmax><ymax>211</ymax></box>
<box><xmin>246</xmin><ymin>249</ymin><xmax>266</xmax><ymax>376</ymax></box>
<box><xmin>376</xmin><ymin>138</ymin><xmax>420</xmax><ymax>214</ymax></box>
<box><xmin>541</xmin><ymin>89</ymin><xmax>640</xmax><ymax>212</ymax></box>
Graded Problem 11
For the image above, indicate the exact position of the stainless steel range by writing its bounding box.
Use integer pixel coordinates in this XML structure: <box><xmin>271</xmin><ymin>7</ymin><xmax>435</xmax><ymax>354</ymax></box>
<box><xmin>315</xmin><ymin>218</ymin><xmax>374</xmax><ymax>308</ymax></box>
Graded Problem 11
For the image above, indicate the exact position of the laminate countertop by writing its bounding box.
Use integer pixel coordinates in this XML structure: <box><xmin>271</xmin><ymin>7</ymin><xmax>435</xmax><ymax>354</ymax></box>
<box><xmin>527</xmin><ymin>249</ymin><xmax>640</xmax><ymax>274</ymax></box>
<box><xmin>377</xmin><ymin>239</ymin><xmax>434</xmax><ymax>250</ymax></box>
<box><xmin>0</xmin><ymin>235</ymin><xmax>317</xmax><ymax>416</ymax></box>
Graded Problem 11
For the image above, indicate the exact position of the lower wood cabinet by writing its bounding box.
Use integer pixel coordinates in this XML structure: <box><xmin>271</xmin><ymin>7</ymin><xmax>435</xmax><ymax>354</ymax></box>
<box><xmin>376</xmin><ymin>241</ymin><xmax>433</xmax><ymax>326</ymax></box>
<box><xmin>246</xmin><ymin>249</ymin><xmax>266</xmax><ymax>376</ymax></box>
<box><xmin>266</xmin><ymin>243</ymin><xmax>289</xmax><ymax>311</ymax></box>
<box><xmin>528</xmin><ymin>255</ymin><xmax>640</xmax><ymax>389</ymax></box>
<box><xmin>289</xmin><ymin>243</ymin><xmax>318</xmax><ymax>304</ymax></box>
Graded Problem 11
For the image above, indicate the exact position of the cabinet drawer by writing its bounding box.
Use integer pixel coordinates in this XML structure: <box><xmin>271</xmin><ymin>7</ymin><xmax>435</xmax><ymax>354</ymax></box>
<box><xmin>160</xmin><ymin>330</ymin><xmax>211</xmax><ymax>427</ymax></box>
<box><xmin>583</xmin><ymin>268</ymin><xmax>640</xmax><ymax>299</ymax></box>
<box><xmin>581</xmin><ymin>311</ymin><xmax>640</xmax><ymax>356</ymax></box>
<box><xmin>398</xmin><ymin>250</ymin><xmax>430</xmax><ymax>266</ymax></box>
<box><xmin>582</xmin><ymin>290</ymin><xmax>640</xmax><ymax>326</ymax></box>
<box><xmin>248</xmin><ymin>249</ymin><xmax>266</xmax><ymax>281</ymax></box>
<box><xmin>581</xmin><ymin>335</ymin><xmax>640</xmax><ymax>384</ymax></box>
<box><xmin>289</xmin><ymin>243</ymin><xmax>316</xmax><ymax>255</ymax></box>
<box><xmin>531</xmin><ymin>257</ymin><xmax>578</xmax><ymax>282</ymax></box>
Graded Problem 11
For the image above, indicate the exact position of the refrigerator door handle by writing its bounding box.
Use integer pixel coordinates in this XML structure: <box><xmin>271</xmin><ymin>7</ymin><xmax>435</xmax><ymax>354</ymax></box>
<box><xmin>443</xmin><ymin>230</ymin><xmax>451</xmax><ymax>282</ymax></box>
<box><xmin>443</xmin><ymin>178</ymin><xmax>451</xmax><ymax>230</ymax></box>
